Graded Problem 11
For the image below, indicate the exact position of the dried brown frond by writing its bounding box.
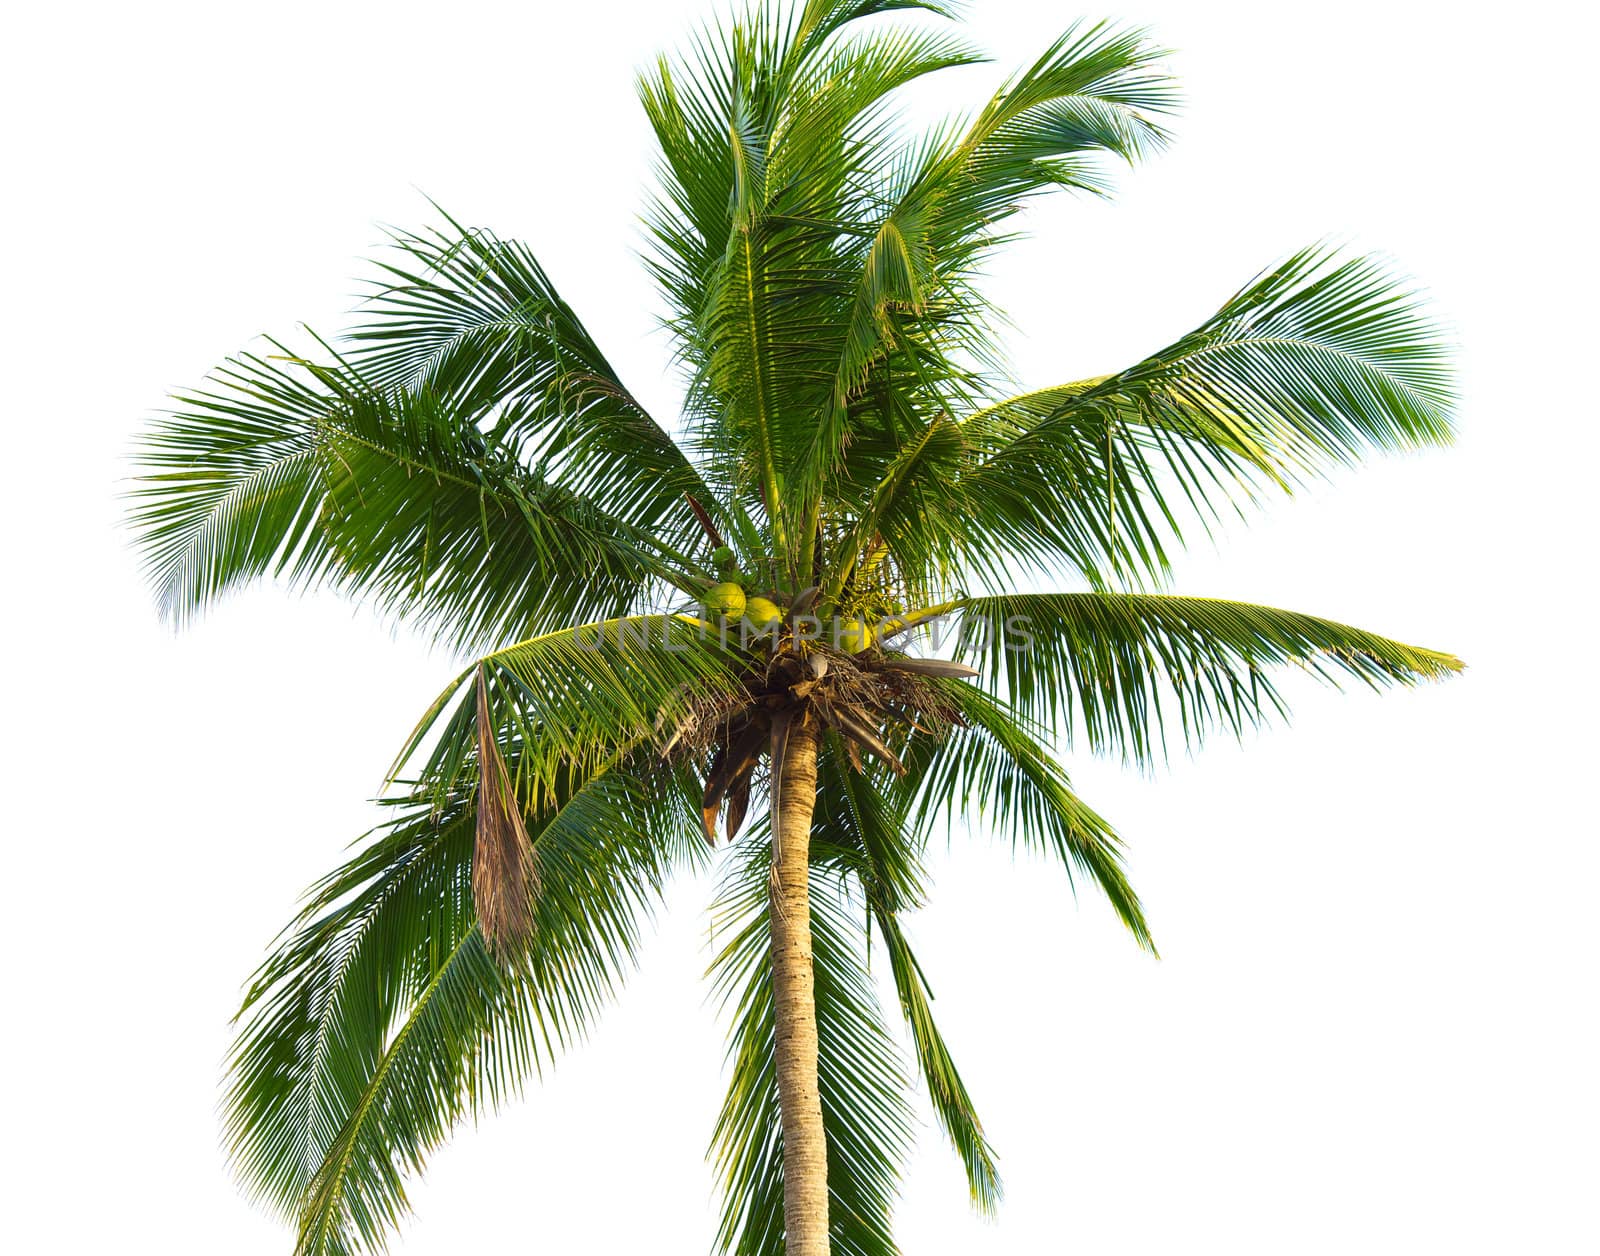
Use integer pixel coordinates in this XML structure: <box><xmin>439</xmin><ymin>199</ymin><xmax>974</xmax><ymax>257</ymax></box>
<box><xmin>659</xmin><ymin>679</ymin><xmax>754</xmax><ymax>760</ymax></box>
<box><xmin>473</xmin><ymin>667</ymin><xmax>540</xmax><ymax>963</ymax></box>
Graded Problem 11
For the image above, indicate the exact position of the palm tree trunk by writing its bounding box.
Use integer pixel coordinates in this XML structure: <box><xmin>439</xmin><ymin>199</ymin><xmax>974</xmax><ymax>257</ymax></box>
<box><xmin>770</xmin><ymin>713</ymin><xmax>829</xmax><ymax>1254</ymax></box>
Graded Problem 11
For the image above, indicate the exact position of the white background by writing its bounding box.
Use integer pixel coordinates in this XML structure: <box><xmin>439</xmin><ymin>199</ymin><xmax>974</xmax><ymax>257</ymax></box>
<box><xmin>3</xmin><ymin>1</ymin><xmax>1595</xmax><ymax>1251</ymax></box>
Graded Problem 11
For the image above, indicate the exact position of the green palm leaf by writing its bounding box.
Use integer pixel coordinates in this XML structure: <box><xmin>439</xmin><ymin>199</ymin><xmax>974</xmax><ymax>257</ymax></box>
<box><xmin>909</xmin><ymin>682</ymin><xmax>1156</xmax><ymax>952</ymax></box>
<box><xmin>951</xmin><ymin>592</ymin><xmax>1463</xmax><ymax>765</ymax></box>
<box><xmin>346</xmin><ymin>217</ymin><xmax>714</xmax><ymax>548</ymax></box>
<box><xmin>816</xmin><ymin>748</ymin><xmax>1002</xmax><ymax>1212</ymax></box>
<box><xmin>227</xmin><ymin>757</ymin><xmax>701</xmax><ymax>1256</ymax></box>
<box><xmin>793</xmin><ymin>23</ymin><xmax>1176</xmax><ymax>502</ymax></box>
<box><xmin>640</xmin><ymin>3</ymin><xmax>993</xmax><ymax>573</ymax></box>
<box><xmin>961</xmin><ymin>248</ymin><xmax>1455</xmax><ymax>584</ymax></box>
<box><xmin>130</xmin><ymin>340</ymin><xmax>682</xmax><ymax>650</ymax></box>
<box><xmin>392</xmin><ymin>614</ymin><xmax>749</xmax><ymax>806</ymax></box>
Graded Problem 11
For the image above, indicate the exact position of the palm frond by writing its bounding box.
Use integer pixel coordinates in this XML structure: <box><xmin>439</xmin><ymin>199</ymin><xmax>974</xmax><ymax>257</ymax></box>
<box><xmin>961</xmin><ymin>247</ymin><xmax>1455</xmax><ymax>585</ymax></box>
<box><xmin>873</xmin><ymin>906</ymin><xmax>1001</xmax><ymax>1212</ymax></box>
<box><xmin>472</xmin><ymin>667</ymin><xmax>539</xmax><ymax>960</ymax></box>
<box><xmin>796</xmin><ymin>22</ymin><xmax>1176</xmax><ymax>498</ymax></box>
<box><xmin>226</xmin><ymin>756</ymin><xmax>701</xmax><ymax>1256</ymax></box>
<box><xmin>129</xmin><ymin>340</ymin><xmax>681</xmax><ymax>651</ymax></box>
<box><xmin>347</xmin><ymin>217</ymin><xmax>714</xmax><ymax>550</ymax></box>
<box><xmin>639</xmin><ymin>2</ymin><xmax>988</xmax><ymax>570</ymax></box>
<box><xmin>816</xmin><ymin>748</ymin><xmax>1001</xmax><ymax>1212</ymax></box>
<box><xmin>905</xmin><ymin>682</ymin><xmax>1155</xmax><ymax>952</ymax></box>
<box><xmin>393</xmin><ymin>614</ymin><xmax>750</xmax><ymax>808</ymax></box>
<box><xmin>952</xmin><ymin>592</ymin><xmax>1463</xmax><ymax>766</ymax></box>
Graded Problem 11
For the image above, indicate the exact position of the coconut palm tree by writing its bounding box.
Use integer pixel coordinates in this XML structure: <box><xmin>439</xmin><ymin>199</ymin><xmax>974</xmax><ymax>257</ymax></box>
<box><xmin>130</xmin><ymin>4</ymin><xmax>1461</xmax><ymax>1254</ymax></box>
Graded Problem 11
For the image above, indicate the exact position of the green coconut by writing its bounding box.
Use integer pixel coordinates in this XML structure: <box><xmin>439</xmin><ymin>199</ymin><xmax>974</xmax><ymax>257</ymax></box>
<box><xmin>701</xmin><ymin>581</ymin><xmax>747</xmax><ymax>619</ymax></box>
<box><xmin>744</xmin><ymin>596</ymin><xmax>783</xmax><ymax>632</ymax></box>
<box><xmin>711</xmin><ymin>545</ymin><xmax>737</xmax><ymax>570</ymax></box>
<box><xmin>835</xmin><ymin>617</ymin><xmax>874</xmax><ymax>654</ymax></box>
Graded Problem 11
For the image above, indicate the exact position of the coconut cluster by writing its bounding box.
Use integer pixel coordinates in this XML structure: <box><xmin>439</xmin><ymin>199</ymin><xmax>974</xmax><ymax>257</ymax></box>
<box><xmin>696</xmin><ymin>546</ymin><xmax>913</xmax><ymax>655</ymax></box>
<box><xmin>670</xmin><ymin>545</ymin><xmax>980</xmax><ymax>846</ymax></box>
<box><xmin>696</xmin><ymin>547</ymin><xmax>793</xmax><ymax>640</ymax></box>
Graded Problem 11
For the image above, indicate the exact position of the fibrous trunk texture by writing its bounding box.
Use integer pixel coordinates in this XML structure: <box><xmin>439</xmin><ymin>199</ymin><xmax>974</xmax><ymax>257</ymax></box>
<box><xmin>769</xmin><ymin>714</ymin><xmax>829</xmax><ymax>1255</ymax></box>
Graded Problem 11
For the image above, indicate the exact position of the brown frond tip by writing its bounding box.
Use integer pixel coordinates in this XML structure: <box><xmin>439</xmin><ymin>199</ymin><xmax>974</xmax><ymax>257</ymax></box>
<box><xmin>473</xmin><ymin>667</ymin><xmax>540</xmax><ymax>963</ymax></box>
<box><xmin>684</xmin><ymin>492</ymin><xmax>725</xmax><ymax>549</ymax></box>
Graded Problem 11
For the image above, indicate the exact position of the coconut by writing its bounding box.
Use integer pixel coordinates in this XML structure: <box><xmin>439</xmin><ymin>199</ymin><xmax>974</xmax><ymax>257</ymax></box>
<box><xmin>701</xmin><ymin>582</ymin><xmax>747</xmax><ymax>619</ymax></box>
<box><xmin>744</xmin><ymin>596</ymin><xmax>783</xmax><ymax>632</ymax></box>
<box><xmin>711</xmin><ymin>545</ymin><xmax>737</xmax><ymax>570</ymax></box>
<box><xmin>835</xmin><ymin>617</ymin><xmax>874</xmax><ymax>654</ymax></box>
